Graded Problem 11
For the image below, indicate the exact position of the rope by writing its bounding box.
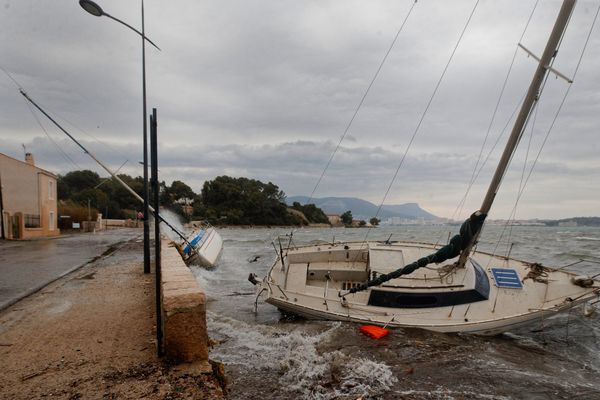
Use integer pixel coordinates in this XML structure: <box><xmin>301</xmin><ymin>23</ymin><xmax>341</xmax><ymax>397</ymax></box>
<box><xmin>307</xmin><ymin>0</ymin><xmax>418</xmax><ymax>205</ymax></box>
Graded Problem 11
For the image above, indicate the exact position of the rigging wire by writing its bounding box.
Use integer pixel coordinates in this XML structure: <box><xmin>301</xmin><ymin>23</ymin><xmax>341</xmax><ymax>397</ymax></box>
<box><xmin>432</xmin><ymin>90</ymin><xmax>527</xmax><ymax>248</ymax></box>
<box><xmin>1</xmin><ymin>65</ymin><xmax>131</xmax><ymax>176</ymax></box>
<box><xmin>42</xmin><ymin>104</ymin><xmax>133</xmax><ymax>167</ymax></box>
<box><xmin>353</xmin><ymin>0</ymin><xmax>481</xmax><ymax>252</ymax></box>
<box><xmin>0</xmin><ymin>65</ymin><xmax>21</xmax><ymax>89</ymax></box>
<box><xmin>487</xmin><ymin>0</ymin><xmax>581</xmax><ymax>261</ymax></box>
<box><xmin>503</xmin><ymin>104</ymin><xmax>539</xmax><ymax>252</ymax></box>
<box><xmin>453</xmin><ymin>0</ymin><xmax>541</xmax><ymax>223</ymax></box>
<box><xmin>487</xmin><ymin>0</ymin><xmax>600</xmax><ymax>263</ymax></box>
<box><xmin>372</xmin><ymin>0</ymin><xmax>482</xmax><ymax>222</ymax></box>
<box><xmin>23</xmin><ymin>100</ymin><xmax>82</xmax><ymax>170</ymax></box>
<box><xmin>1</xmin><ymin>65</ymin><xmax>82</xmax><ymax>169</ymax></box>
<box><xmin>306</xmin><ymin>0</ymin><xmax>418</xmax><ymax>205</ymax></box>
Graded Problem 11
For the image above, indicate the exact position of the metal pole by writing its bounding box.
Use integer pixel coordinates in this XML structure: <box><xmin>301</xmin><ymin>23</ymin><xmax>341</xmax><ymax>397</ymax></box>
<box><xmin>150</xmin><ymin>108</ymin><xmax>163</xmax><ymax>356</ymax></box>
<box><xmin>0</xmin><ymin>174</ymin><xmax>5</xmax><ymax>239</ymax></box>
<box><xmin>142</xmin><ymin>0</ymin><xmax>150</xmax><ymax>274</ymax></box>
<box><xmin>458</xmin><ymin>0</ymin><xmax>577</xmax><ymax>266</ymax></box>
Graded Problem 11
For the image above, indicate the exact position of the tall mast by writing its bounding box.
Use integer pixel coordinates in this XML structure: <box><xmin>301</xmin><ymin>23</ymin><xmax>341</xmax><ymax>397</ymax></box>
<box><xmin>458</xmin><ymin>0</ymin><xmax>576</xmax><ymax>265</ymax></box>
<box><xmin>19</xmin><ymin>89</ymin><xmax>195</xmax><ymax>248</ymax></box>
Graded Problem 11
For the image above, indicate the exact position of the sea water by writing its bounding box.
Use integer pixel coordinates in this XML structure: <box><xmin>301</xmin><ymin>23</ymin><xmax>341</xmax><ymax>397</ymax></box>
<box><xmin>191</xmin><ymin>225</ymin><xmax>600</xmax><ymax>399</ymax></box>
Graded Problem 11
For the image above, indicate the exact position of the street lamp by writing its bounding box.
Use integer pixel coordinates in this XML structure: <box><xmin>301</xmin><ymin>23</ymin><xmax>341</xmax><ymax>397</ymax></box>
<box><xmin>79</xmin><ymin>0</ymin><xmax>160</xmax><ymax>50</ymax></box>
<box><xmin>79</xmin><ymin>0</ymin><xmax>160</xmax><ymax>275</ymax></box>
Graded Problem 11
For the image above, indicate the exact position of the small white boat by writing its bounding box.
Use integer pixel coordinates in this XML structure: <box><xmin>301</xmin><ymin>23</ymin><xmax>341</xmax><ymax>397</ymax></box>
<box><xmin>251</xmin><ymin>0</ymin><xmax>600</xmax><ymax>334</ymax></box>
<box><xmin>176</xmin><ymin>222</ymin><xmax>223</xmax><ymax>268</ymax></box>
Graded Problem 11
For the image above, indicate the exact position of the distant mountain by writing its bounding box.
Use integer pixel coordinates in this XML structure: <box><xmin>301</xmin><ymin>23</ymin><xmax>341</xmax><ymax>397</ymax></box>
<box><xmin>286</xmin><ymin>196</ymin><xmax>438</xmax><ymax>220</ymax></box>
<box><xmin>380</xmin><ymin>203</ymin><xmax>438</xmax><ymax>220</ymax></box>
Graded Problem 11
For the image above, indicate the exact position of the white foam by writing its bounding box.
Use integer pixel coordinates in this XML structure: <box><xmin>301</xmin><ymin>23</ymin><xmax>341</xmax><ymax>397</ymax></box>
<box><xmin>575</xmin><ymin>236</ymin><xmax>600</xmax><ymax>242</ymax></box>
<box><xmin>158</xmin><ymin>208</ymin><xmax>188</xmax><ymax>240</ymax></box>
<box><xmin>208</xmin><ymin>313</ymin><xmax>397</xmax><ymax>399</ymax></box>
<box><xmin>395</xmin><ymin>388</ymin><xmax>512</xmax><ymax>400</ymax></box>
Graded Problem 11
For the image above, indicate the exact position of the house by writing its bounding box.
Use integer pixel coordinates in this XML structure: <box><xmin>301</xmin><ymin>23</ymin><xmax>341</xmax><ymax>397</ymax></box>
<box><xmin>0</xmin><ymin>152</ymin><xmax>60</xmax><ymax>239</ymax></box>
<box><xmin>326</xmin><ymin>214</ymin><xmax>343</xmax><ymax>227</ymax></box>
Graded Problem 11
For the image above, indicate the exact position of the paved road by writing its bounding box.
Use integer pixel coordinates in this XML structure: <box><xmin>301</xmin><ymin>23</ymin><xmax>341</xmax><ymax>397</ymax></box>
<box><xmin>0</xmin><ymin>228</ymin><xmax>143</xmax><ymax>311</ymax></box>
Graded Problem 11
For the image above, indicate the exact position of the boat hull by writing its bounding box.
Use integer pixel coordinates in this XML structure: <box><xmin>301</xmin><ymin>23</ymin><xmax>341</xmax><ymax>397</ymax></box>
<box><xmin>182</xmin><ymin>227</ymin><xmax>223</xmax><ymax>268</ymax></box>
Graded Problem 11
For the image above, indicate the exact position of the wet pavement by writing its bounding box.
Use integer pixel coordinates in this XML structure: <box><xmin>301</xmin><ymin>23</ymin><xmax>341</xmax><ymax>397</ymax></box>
<box><xmin>0</xmin><ymin>228</ymin><xmax>143</xmax><ymax>310</ymax></box>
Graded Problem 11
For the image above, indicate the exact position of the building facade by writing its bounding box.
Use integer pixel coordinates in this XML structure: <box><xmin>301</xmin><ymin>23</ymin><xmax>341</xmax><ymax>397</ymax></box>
<box><xmin>0</xmin><ymin>152</ymin><xmax>60</xmax><ymax>239</ymax></box>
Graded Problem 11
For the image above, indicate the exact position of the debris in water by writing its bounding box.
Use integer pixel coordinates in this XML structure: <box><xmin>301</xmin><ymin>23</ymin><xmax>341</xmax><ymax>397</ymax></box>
<box><xmin>359</xmin><ymin>325</ymin><xmax>390</xmax><ymax>339</ymax></box>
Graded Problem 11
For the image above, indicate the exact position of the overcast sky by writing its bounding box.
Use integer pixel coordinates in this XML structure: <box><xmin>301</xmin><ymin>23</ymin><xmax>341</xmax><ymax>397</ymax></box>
<box><xmin>1</xmin><ymin>0</ymin><xmax>598</xmax><ymax>219</ymax></box>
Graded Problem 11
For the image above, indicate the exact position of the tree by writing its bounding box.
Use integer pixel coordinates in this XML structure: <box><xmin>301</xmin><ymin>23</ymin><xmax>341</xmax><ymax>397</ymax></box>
<box><xmin>201</xmin><ymin>175</ymin><xmax>299</xmax><ymax>225</ymax></box>
<box><xmin>167</xmin><ymin>180</ymin><xmax>196</xmax><ymax>202</ymax></box>
<box><xmin>341</xmin><ymin>210</ymin><xmax>353</xmax><ymax>226</ymax></box>
<box><xmin>57</xmin><ymin>170</ymin><xmax>101</xmax><ymax>200</ymax></box>
<box><xmin>291</xmin><ymin>202</ymin><xmax>329</xmax><ymax>224</ymax></box>
<box><xmin>72</xmin><ymin>188</ymin><xmax>109</xmax><ymax>215</ymax></box>
<box><xmin>57</xmin><ymin>170</ymin><xmax>148</xmax><ymax>219</ymax></box>
<box><xmin>369</xmin><ymin>217</ymin><xmax>380</xmax><ymax>226</ymax></box>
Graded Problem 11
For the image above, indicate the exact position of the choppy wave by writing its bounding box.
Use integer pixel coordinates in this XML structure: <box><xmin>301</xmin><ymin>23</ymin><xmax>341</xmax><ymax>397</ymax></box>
<box><xmin>198</xmin><ymin>226</ymin><xmax>600</xmax><ymax>399</ymax></box>
<box><xmin>575</xmin><ymin>236</ymin><xmax>600</xmax><ymax>242</ymax></box>
<box><xmin>394</xmin><ymin>389</ymin><xmax>512</xmax><ymax>400</ymax></box>
<box><xmin>207</xmin><ymin>313</ymin><xmax>397</xmax><ymax>399</ymax></box>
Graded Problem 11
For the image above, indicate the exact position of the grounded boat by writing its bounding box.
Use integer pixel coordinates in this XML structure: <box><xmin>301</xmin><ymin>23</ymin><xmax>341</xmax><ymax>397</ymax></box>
<box><xmin>254</xmin><ymin>239</ymin><xmax>598</xmax><ymax>335</ymax></box>
<box><xmin>175</xmin><ymin>222</ymin><xmax>223</xmax><ymax>268</ymax></box>
<box><xmin>251</xmin><ymin>0</ymin><xmax>600</xmax><ymax>334</ymax></box>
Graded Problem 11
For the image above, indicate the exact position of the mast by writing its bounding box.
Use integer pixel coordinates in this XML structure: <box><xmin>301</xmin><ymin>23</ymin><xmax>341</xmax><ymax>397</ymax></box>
<box><xmin>457</xmin><ymin>0</ymin><xmax>577</xmax><ymax>266</ymax></box>
<box><xmin>18</xmin><ymin>89</ymin><xmax>195</xmax><ymax>248</ymax></box>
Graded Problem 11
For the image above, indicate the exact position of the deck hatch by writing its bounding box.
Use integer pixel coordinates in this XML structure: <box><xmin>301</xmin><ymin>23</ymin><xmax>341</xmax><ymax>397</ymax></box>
<box><xmin>491</xmin><ymin>268</ymin><xmax>523</xmax><ymax>289</ymax></box>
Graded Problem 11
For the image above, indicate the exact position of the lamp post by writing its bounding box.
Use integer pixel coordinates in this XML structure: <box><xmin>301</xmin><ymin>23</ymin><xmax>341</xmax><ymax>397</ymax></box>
<box><xmin>79</xmin><ymin>0</ymin><xmax>160</xmax><ymax>275</ymax></box>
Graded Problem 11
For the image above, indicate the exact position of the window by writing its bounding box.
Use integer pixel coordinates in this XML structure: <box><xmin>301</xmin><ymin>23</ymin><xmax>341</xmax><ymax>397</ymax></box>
<box><xmin>49</xmin><ymin>211</ymin><xmax>55</xmax><ymax>231</ymax></box>
<box><xmin>48</xmin><ymin>180</ymin><xmax>54</xmax><ymax>200</ymax></box>
<box><xmin>24</xmin><ymin>214</ymin><xmax>41</xmax><ymax>228</ymax></box>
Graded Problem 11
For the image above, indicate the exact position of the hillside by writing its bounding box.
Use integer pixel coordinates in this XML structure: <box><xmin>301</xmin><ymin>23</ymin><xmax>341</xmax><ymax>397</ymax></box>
<box><xmin>286</xmin><ymin>196</ymin><xmax>438</xmax><ymax>220</ymax></box>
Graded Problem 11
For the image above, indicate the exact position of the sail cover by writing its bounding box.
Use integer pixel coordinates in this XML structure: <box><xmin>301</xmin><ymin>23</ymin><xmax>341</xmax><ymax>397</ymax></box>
<box><xmin>344</xmin><ymin>211</ymin><xmax>487</xmax><ymax>295</ymax></box>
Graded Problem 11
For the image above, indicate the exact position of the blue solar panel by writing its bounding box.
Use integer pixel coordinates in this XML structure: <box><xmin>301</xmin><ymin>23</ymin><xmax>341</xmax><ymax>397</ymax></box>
<box><xmin>491</xmin><ymin>268</ymin><xmax>523</xmax><ymax>289</ymax></box>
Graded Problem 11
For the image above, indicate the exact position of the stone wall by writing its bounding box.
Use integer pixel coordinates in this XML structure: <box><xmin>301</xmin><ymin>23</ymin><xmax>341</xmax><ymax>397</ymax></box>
<box><xmin>160</xmin><ymin>240</ymin><xmax>210</xmax><ymax>371</ymax></box>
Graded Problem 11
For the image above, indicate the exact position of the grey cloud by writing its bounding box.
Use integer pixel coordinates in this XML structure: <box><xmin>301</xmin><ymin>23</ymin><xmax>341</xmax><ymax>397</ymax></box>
<box><xmin>1</xmin><ymin>0</ymin><xmax>599</xmax><ymax>219</ymax></box>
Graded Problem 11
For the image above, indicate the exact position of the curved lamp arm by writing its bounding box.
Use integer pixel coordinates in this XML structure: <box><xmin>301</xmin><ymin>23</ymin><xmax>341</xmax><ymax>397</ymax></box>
<box><xmin>79</xmin><ymin>0</ymin><xmax>161</xmax><ymax>51</ymax></box>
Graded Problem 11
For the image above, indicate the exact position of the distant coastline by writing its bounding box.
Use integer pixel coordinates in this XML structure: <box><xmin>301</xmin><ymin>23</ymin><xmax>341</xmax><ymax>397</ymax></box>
<box><xmin>485</xmin><ymin>217</ymin><xmax>600</xmax><ymax>228</ymax></box>
<box><xmin>204</xmin><ymin>216</ymin><xmax>600</xmax><ymax>229</ymax></box>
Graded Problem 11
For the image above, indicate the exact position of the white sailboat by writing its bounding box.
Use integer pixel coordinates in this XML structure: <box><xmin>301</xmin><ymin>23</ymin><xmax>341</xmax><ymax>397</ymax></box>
<box><xmin>176</xmin><ymin>222</ymin><xmax>223</xmax><ymax>268</ymax></box>
<box><xmin>251</xmin><ymin>0</ymin><xmax>599</xmax><ymax>335</ymax></box>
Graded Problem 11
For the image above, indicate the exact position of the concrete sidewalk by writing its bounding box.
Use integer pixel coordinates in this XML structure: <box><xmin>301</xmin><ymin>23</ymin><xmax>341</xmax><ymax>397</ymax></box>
<box><xmin>0</xmin><ymin>228</ymin><xmax>143</xmax><ymax>311</ymax></box>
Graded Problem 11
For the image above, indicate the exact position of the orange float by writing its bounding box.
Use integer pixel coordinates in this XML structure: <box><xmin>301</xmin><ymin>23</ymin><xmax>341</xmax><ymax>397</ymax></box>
<box><xmin>359</xmin><ymin>325</ymin><xmax>390</xmax><ymax>339</ymax></box>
